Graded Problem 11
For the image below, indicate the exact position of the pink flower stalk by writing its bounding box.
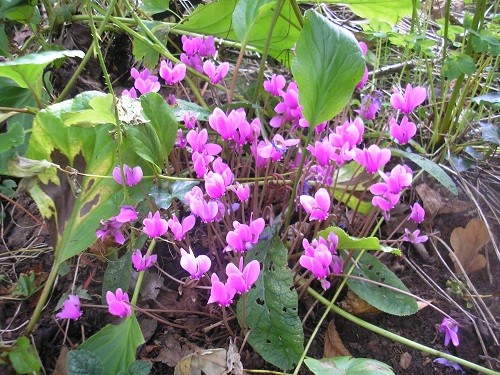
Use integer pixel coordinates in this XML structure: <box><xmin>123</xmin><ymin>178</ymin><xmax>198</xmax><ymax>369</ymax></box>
<box><xmin>225</xmin><ymin>216</ymin><xmax>265</xmax><ymax>253</ymax></box>
<box><xmin>180</xmin><ymin>248</ymin><xmax>211</xmax><ymax>280</ymax></box>
<box><xmin>410</xmin><ymin>202</ymin><xmax>425</xmax><ymax>224</ymax></box>
<box><xmin>56</xmin><ymin>295</ymin><xmax>82</xmax><ymax>320</ymax></box>
<box><xmin>143</xmin><ymin>211</ymin><xmax>169</xmax><ymax>238</ymax></box>
<box><xmin>356</xmin><ymin>42</ymin><xmax>369</xmax><ymax>90</ymax></box>
<box><xmin>96</xmin><ymin>218</ymin><xmax>126</xmax><ymax>245</ymax></box>
<box><xmin>389</xmin><ymin>116</ymin><xmax>417</xmax><ymax>145</ymax></box>
<box><xmin>263</xmin><ymin>74</ymin><xmax>286</xmax><ymax>96</ymax></box>
<box><xmin>175</xmin><ymin>129</ymin><xmax>187</xmax><ymax>148</ymax></box>
<box><xmin>300</xmin><ymin>238</ymin><xmax>333</xmax><ymax>290</ymax></box>
<box><xmin>131</xmin><ymin>249</ymin><xmax>157</xmax><ymax>271</ymax></box>
<box><xmin>159</xmin><ymin>60</ymin><xmax>186</xmax><ymax>85</ymax></box>
<box><xmin>299</xmin><ymin>188</ymin><xmax>331</xmax><ymax>221</ymax></box>
<box><xmin>203</xmin><ymin>60</ymin><xmax>229</xmax><ymax>84</ymax></box>
<box><xmin>353</xmin><ymin>145</ymin><xmax>391</xmax><ymax>174</ymax></box>
<box><xmin>230</xmin><ymin>183</ymin><xmax>250</xmax><ymax>202</ymax></box>
<box><xmin>438</xmin><ymin>317</ymin><xmax>459</xmax><ymax>347</ymax></box>
<box><xmin>114</xmin><ymin>205</ymin><xmax>138</xmax><ymax>223</ymax></box>
<box><xmin>390</xmin><ymin>84</ymin><xmax>427</xmax><ymax>114</ymax></box>
<box><xmin>113</xmin><ymin>165</ymin><xmax>143</xmax><ymax>186</ymax></box>
<box><xmin>355</xmin><ymin>91</ymin><xmax>383</xmax><ymax>120</ymax></box>
<box><xmin>106</xmin><ymin>288</ymin><xmax>131</xmax><ymax>318</ymax></box>
<box><xmin>270</xmin><ymin>81</ymin><xmax>304</xmax><ymax>129</ymax></box>
<box><xmin>403</xmin><ymin>228</ymin><xmax>428</xmax><ymax>244</ymax></box>
<box><xmin>207</xmin><ymin>273</ymin><xmax>236</xmax><ymax>307</ymax></box>
<box><xmin>226</xmin><ymin>258</ymin><xmax>260</xmax><ymax>294</ymax></box>
<box><xmin>130</xmin><ymin>68</ymin><xmax>160</xmax><ymax>95</ymax></box>
<box><xmin>167</xmin><ymin>215</ymin><xmax>196</xmax><ymax>241</ymax></box>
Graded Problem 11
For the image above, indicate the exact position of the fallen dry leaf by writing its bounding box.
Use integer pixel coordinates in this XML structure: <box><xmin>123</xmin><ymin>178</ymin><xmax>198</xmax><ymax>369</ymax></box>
<box><xmin>450</xmin><ymin>219</ymin><xmax>489</xmax><ymax>275</ymax></box>
<box><xmin>415</xmin><ymin>183</ymin><xmax>473</xmax><ymax>217</ymax></box>
<box><xmin>152</xmin><ymin>332</ymin><xmax>192</xmax><ymax>367</ymax></box>
<box><xmin>399</xmin><ymin>352</ymin><xmax>412</xmax><ymax>370</ymax></box>
<box><xmin>340</xmin><ymin>290</ymin><xmax>381</xmax><ymax>316</ymax></box>
<box><xmin>323</xmin><ymin>320</ymin><xmax>351</xmax><ymax>358</ymax></box>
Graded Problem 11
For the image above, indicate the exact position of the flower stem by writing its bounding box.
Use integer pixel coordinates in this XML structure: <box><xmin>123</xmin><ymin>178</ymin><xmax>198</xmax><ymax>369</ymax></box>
<box><xmin>131</xmin><ymin>239</ymin><xmax>156</xmax><ymax>306</ymax></box>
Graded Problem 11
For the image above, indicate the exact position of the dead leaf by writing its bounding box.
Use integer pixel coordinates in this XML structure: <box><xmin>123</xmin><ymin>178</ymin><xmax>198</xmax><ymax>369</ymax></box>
<box><xmin>323</xmin><ymin>320</ymin><xmax>351</xmax><ymax>358</ymax></box>
<box><xmin>51</xmin><ymin>346</ymin><xmax>68</xmax><ymax>375</ymax></box>
<box><xmin>415</xmin><ymin>183</ymin><xmax>473</xmax><ymax>217</ymax></box>
<box><xmin>340</xmin><ymin>290</ymin><xmax>381</xmax><ymax>316</ymax></box>
<box><xmin>450</xmin><ymin>219</ymin><xmax>489</xmax><ymax>275</ymax></box>
<box><xmin>399</xmin><ymin>352</ymin><xmax>412</xmax><ymax>370</ymax></box>
<box><xmin>152</xmin><ymin>332</ymin><xmax>192</xmax><ymax>367</ymax></box>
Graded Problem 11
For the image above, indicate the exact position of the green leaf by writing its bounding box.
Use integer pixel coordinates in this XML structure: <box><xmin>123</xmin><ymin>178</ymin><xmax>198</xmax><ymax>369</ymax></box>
<box><xmin>481</xmin><ymin>122</ymin><xmax>499</xmax><ymax>145</ymax></box>
<box><xmin>332</xmin><ymin>189</ymin><xmax>373</xmax><ymax>215</ymax></box>
<box><xmin>12</xmin><ymin>272</ymin><xmax>36</xmax><ymax>297</ymax></box>
<box><xmin>345</xmin><ymin>252</ymin><xmax>418</xmax><ymax>316</ymax></box>
<box><xmin>0</xmin><ymin>122</ymin><xmax>24</xmax><ymax>152</ymax></box>
<box><xmin>305</xmin><ymin>356</ymin><xmax>395</xmax><ymax>375</ymax></box>
<box><xmin>442</xmin><ymin>52</ymin><xmax>476</xmax><ymax>80</ymax></box>
<box><xmin>149</xmin><ymin>179</ymin><xmax>199</xmax><ymax>209</ymax></box>
<box><xmin>62</xmin><ymin>94</ymin><xmax>116</xmax><ymax>127</ymax></box>
<box><xmin>292</xmin><ymin>10</ymin><xmax>365</xmax><ymax>128</ymax></box>
<box><xmin>233</xmin><ymin>0</ymin><xmax>274</xmax><ymax>43</ymax></box>
<box><xmin>319</xmin><ymin>227</ymin><xmax>399</xmax><ymax>254</ymax></box>
<box><xmin>172</xmin><ymin>99</ymin><xmax>211</xmax><ymax>122</ymax></box>
<box><xmin>132</xmin><ymin>21</ymin><xmax>169</xmax><ymax>69</ymax></box>
<box><xmin>390</xmin><ymin>148</ymin><xmax>458</xmax><ymax>195</ymax></box>
<box><xmin>298</xmin><ymin>0</ymin><xmax>412</xmax><ymax>25</ymax></box>
<box><xmin>473</xmin><ymin>92</ymin><xmax>500</xmax><ymax>106</ymax></box>
<box><xmin>123</xmin><ymin>360</ymin><xmax>153</xmax><ymax>375</ymax></box>
<box><xmin>0</xmin><ymin>50</ymin><xmax>84</xmax><ymax>89</ymax></box>
<box><xmin>237</xmin><ymin>236</ymin><xmax>304</xmax><ymax>370</ymax></box>
<box><xmin>0</xmin><ymin>179</ymin><xmax>17</xmax><ymax>197</ymax></box>
<box><xmin>140</xmin><ymin>92</ymin><xmax>178</xmax><ymax>161</ymax></box>
<box><xmin>67</xmin><ymin>349</ymin><xmax>104</xmax><ymax>375</ymax></box>
<box><xmin>102</xmin><ymin>252</ymin><xmax>133</xmax><ymax>302</ymax></box>
<box><xmin>139</xmin><ymin>0</ymin><xmax>170</xmax><ymax>15</ymax></box>
<box><xmin>0</xmin><ymin>77</ymin><xmax>33</xmax><ymax>107</ymax></box>
<box><xmin>78</xmin><ymin>315</ymin><xmax>145</xmax><ymax>375</ymax></box>
<box><xmin>8</xmin><ymin>337</ymin><xmax>42</xmax><ymax>374</ymax></box>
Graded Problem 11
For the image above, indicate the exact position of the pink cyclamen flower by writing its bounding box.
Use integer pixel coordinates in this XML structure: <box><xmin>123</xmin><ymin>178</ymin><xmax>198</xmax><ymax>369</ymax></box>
<box><xmin>143</xmin><ymin>211</ymin><xmax>169</xmax><ymax>238</ymax></box>
<box><xmin>263</xmin><ymin>74</ymin><xmax>286</xmax><ymax>96</ymax></box>
<box><xmin>389</xmin><ymin>116</ymin><xmax>417</xmax><ymax>145</ymax></box>
<box><xmin>438</xmin><ymin>317</ymin><xmax>459</xmax><ymax>347</ymax></box>
<box><xmin>390</xmin><ymin>84</ymin><xmax>427</xmax><ymax>114</ymax></box>
<box><xmin>226</xmin><ymin>258</ymin><xmax>260</xmax><ymax>294</ymax></box>
<box><xmin>168</xmin><ymin>215</ymin><xmax>196</xmax><ymax>241</ymax></box>
<box><xmin>354</xmin><ymin>145</ymin><xmax>391</xmax><ymax>174</ymax></box>
<box><xmin>300</xmin><ymin>238</ymin><xmax>334</xmax><ymax>290</ymax></box>
<box><xmin>131</xmin><ymin>249</ymin><xmax>157</xmax><ymax>271</ymax></box>
<box><xmin>230</xmin><ymin>183</ymin><xmax>250</xmax><ymax>202</ymax></box>
<box><xmin>130</xmin><ymin>68</ymin><xmax>160</xmax><ymax>95</ymax></box>
<box><xmin>114</xmin><ymin>205</ymin><xmax>138</xmax><ymax>223</ymax></box>
<box><xmin>96</xmin><ymin>217</ymin><xmax>125</xmax><ymax>245</ymax></box>
<box><xmin>403</xmin><ymin>228</ymin><xmax>428</xmax><ymax>244</ymax></box>
<box><xmin>106</xmin><ymin>288</ymin><xmax>131</xmax><ymax>318</ymax></box>
<box><xmin>180</xmin><ymin>248</ymin><xmax>211</xmax><ymax>280</ymax></box>
<box><xmin>113</xmin><ymin>165</ymin><xmax>143</xmax><ymax>186</ymax></box>
<box><xmin>225</xmin><ymin>216</ymin><xmax>265</xmax><ymax>253</ymax></box>
<box><xmin>207</xmin><ymin>273</ymin><xmax>236</xmax><ymax>307</ymax></box>
<box><xmin>410</xmin><ymin>202</ymin><xmax>425</xmax><ymax>223</ymax></box>
<box><xmin>203</xmin><ymin>60</ymin><xmax>229</xmax><ymax>84</ymax></box>
<box><xmin>433</xmin><ymin>358</ymin><xmax>464</xmax><ymax>373</ymax></box>
<box><xmin>355</xmin><ymin>91</ymin><xmax>383</xmax><ymax>120</ymax></box>
<box><xmin>56</xmin><ymin>295</ymin><xmax>82</xmax><ymax>320</ymax></box>
<box><xmin>159</xmin><ymin>60</ymin><xmax>186</xmax><ymax>85</ymax></box>
<box><xmin>299</xmin><ymin>188</ymin><xmax>331</xmax><ymax>221</ymax></box>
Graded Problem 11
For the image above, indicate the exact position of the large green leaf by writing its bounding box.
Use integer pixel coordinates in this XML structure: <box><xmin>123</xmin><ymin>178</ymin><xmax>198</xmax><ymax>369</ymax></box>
<box><xmin>291</xmin><ymin>10</ymin><xmax>365</xmax><ymax>128</ymax></box>
<box><xmin>180</xmin><ymin>0</ymin><xmax>300</xmax><ymax>65</ymax></box>
<box><xmin>67</xmin><ymin>349</ymin><xmax>104</xmax><ymax>375</ymax></box>
<box><xmin>0</xmin><ymin>122</ymin><xmax>25</xmax><ymax>153</ymax></box>
<box><xmin>0</xmin><ymin>50</ymin><xmax>84</xmax><ymax>90</ymax></box>
<box><xmin>319</xmin><ymin>227</ymin><xmax>399</xmax><ymax>254</ymax></box>
<box><xmin>77</xmin><ymin>315</ymin><xmax>145</xmax><ymax>375</ymax></box>
<box><xmin>305</xmin><ymin>356</ymin><xmax>395</xmax><ymax>375</ymax></box>
<box><xmin>297</xmin><ymin>0</ymin><xmax>412</xmax><ymax>25</ymax></box>
<box><xmin>233</xmin><ymin>0</ymin><xmax>274</xmax><ymax>43</ymax></box>
<box><xmin>345</xmin><ymin>252</ymin><xmax>418</xmax><ymax>316</ymax></box>
<box><xmin>131</xmin><ymin>20</ymin><xmax>170</xmax><ymax>69</ymax></box>
<box><xmin>237</xmin><ymin>236</ymin><xmax>304</xmax><ymax>371</ymax></box>
<box><xmin>390</xmin><ymin>148</ymin><xmax>458</xmax><ymax>195</ymax></box>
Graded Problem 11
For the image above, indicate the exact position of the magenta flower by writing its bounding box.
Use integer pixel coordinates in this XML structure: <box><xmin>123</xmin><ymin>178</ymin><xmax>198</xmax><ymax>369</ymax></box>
<box><xmin>183</xmin><ymin>112</ymin><xmax>197</xmax><ymax>130</ymax></box>
<box><xmin>167</xmin><ymin>215</ymin><xmax>196</xmax><ymax>241</ymax></box>
<box><xmin>225</xmin><ymin>215</ymin><xmax>265</xmax><ymax>253</ymax></box>
<box><xmin>382</xmin><ymin>164</ymin><xmax>413</xmax><ymax>194</ymax></box>
<box><xmin>433</xmin><ymin>358</ymin><xmax>464</xmax><ymax>373</ymax></box>
<box><xmin>131</xmin><ymin>249</ymin><xmax>157</xmax><ymax>271</ymax></box>
<box><xmin>410</xmin><ymin>202</ymin><xmax>425</xmax><ymax>223</ymax></box>
<box><xmin>370</xmin><ymin>184</ymin><xmax>400</xmax><ymax>212</ymax></box>
<box><xmin>438</xmin><ymin>317</ymin><xmax>459</xmax><ymax>347</ymax></box>
<box><xmin>270</xmin><ymin>82</ymin><xmax>303</xmax><ymax>129</ymax></box>
<box><xmin>390</xmin><ymin>84</ymin><xmax>427</xmax><ymax>114</ymax></box>
<box><xmin>355</xmin><ymin>91</ymin><xmax>383</xmax><ymax>120</ymax></box>
<box><xmin>205</xmin><ymin>172</ymin><xmax>228</xmax><ymax>199</ymax></box>
<box><xmin>356</xmin><ymin>42</ymin><xmax>369</xmax><ymax>90</ymax></box>
<box><xmin>263</xmin><ymin>74</ymin><xmax>286</xmax><ymax>96</ymax></box>
<box><xmin>181</xmin><ymin>35</ymin><xmax>215</xmax><ymax>72</ymax></box>
<box><xmin>122</xmin><ymin>87</ymin><xmax>138</xmax><ymax>99</ymax></box>
<box><xmin>354</xmin><ymin>145</ymin><xmax>391</xmax><ymax>174</ymax></box>
<box><xmin>403</xmin><ymin>228</ymin><xmax>428</xmax><ymax>244</ymax></box>
<box><xmin>389</xmin><ymin>116</ymin><xmax>417</xmax><ymax>145</ymax></box>
<box><xmin>143</xmin><ymin>211</ymin><xmax>169</xmax><ymax>238</ymax></box>
<box><xmin>226</xmin><ymin>258</ymin><xmax>260</xmax><ymax>294</ymax></box>
<box><xmin>180</xmin><ymin>248</ymin><xmax>211</xmax><ymax>280</ymax></box>
<box><xmin>300</xmin><ymin>238</ymin><xmax>333</xmax><ymax>290</ymax></box>
<box><xmin>114</xmin><ymin>205</ymin><xmax>138</xmax><ymax>223</ymax></box>
<box><xmin>106</xmin><ymin>288</ymin><xmax>131</xmax><ymax>318</ymax></box>
<box><xmin>159</xmin><ymin>60</ymin><xmax>186</xmax><ymax>85</ymax></box>
<box><xmin>299</xmin><ymin>188</ymin><xmax>331</xmax><ymax>221</ymax></box>
<box><xmin>208</xmin><ymin>108</ymin><xmax>237</xmax><ymax>141</ymax></box>
<box><xmin>207</xmin><ymin>273</ymin><xmax>236</xmax><ymax>307</ymax></box>
<box><xmin>258</xmin><ymin>134</ymin><xmax>300</xmax><ymax>161</ymax></box>
<box><xmin>203</xmin><ymin>60</ymin><xmax>229</xmax><ymax>84</ymax></box>
<box><xmin>56</xmin><ymin>295</ymin><xmax>82</xmax><ymax>320</ymax></box>
<box><xmin>113</xmin><ymin>165</ymin><xmax>143</xmax><ymax>186</ymax></box>
<box><xmin>130</xmin><ymin>68</ymin><xmax>160</xmax><ymax>95</ymax></box>
<box><xmin>230</xmin><ymin>183</ymin><xmax>250</xmax><ymax>202</ymax></box>
<box><xmin>96</xmin><ymin>218</ymin><xmax>125</xmax><ymax>244</ymax></box>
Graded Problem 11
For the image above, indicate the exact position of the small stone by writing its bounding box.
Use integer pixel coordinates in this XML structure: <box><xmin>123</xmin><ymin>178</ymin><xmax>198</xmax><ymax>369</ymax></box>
<box><xmin>399</xmin><ymin>352</ymin><xmax>412</xmax><ymax>369</ymax></box>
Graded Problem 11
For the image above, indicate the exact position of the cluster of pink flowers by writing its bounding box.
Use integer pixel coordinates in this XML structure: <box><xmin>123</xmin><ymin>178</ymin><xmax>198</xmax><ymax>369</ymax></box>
<box><xmin>113</xmin><ymin>164</ymin><xmax>143</xmax><ymax>186</ymax></box>
<box><xmin>253</xmin><ymin>134</ymin><xmax>300</xmax><ymax>168</ymax></box>
<box><xmin>299</xmin><ymin>232</ymin><xmax>342</xmax><ymax>290</ymax></box>
<box><xmin>209</xmin><ymin>108</ymin><xmax>261</xmax><ymax>148</ymax></box>
<box><xmin>403</xmin><ymin>202</ymin><xmax>428</xmax><ymax>244</ymax></box>
<box><xmin>122</xmin><ymin>68</ymin><xmax>160</xmax><ymax>98</ymax></box>
<box><xmin>96</xmin><ymin>205</ymin><xmax>138</xmax><ymax>245</ymax></box>
<box><xmin>225</xmin><ymin>215</ymin><xmax>265</xmax><ymax>253</ymax></box>
<box><xmin>268</xmin><ymin>80</ymin><xmax>308</xmax><ymax>130</ymax></box>
<box><xmin>299</xmin><ymin>188</ymin><xmax>331</xmax><ymax>222</ymax></box>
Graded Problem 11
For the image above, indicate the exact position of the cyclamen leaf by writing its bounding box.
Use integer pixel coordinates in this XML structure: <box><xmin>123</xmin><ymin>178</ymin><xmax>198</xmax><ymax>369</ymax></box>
<box><xmin>318</xmin><ymin>227</ymin><xmax>399</xmax><ymax>254</ymax></box>
<box><xmin>305</xmin><ymin>356</ymin><xmax>395</xmax><ymax>375</ymax></box>
<box><xmin>101</xmin><ymin>252</ymin><xmax>133</xmax><ymax>302</ymax></box>
<box><xmin>8</xmin><ymin>337</ymin><xmax>42</xmax><ymax>374</ymax></box>
<box><xmin>292</xmin><ymin>10</ymin><xmax>365</xmax><ymax>128</ymax></box>
<box><xmin>237</xmin><ymin>236</ymin><xmax>304</xmax><ymax>370</ymax></box>
<box><xmin>0</xmin><ymin>122</ymin><xmax>25</xmax><ymax>153</ymax></box>
<box><xmin>67</xmin><ymin>349</ymin><xmax>104</xmax><ymax>375</ymax></box>
<box><xmin>233</xmin><ymin>0</ymin><xmax>274</xmax><ymax>43</ymax></box>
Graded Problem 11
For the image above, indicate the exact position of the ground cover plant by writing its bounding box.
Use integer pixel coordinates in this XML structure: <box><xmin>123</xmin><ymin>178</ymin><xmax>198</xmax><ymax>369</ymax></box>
<box><xmin>0</xmin><ymin>0</ymin><xmax>499</xmax><ymax>374</ymax></box>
